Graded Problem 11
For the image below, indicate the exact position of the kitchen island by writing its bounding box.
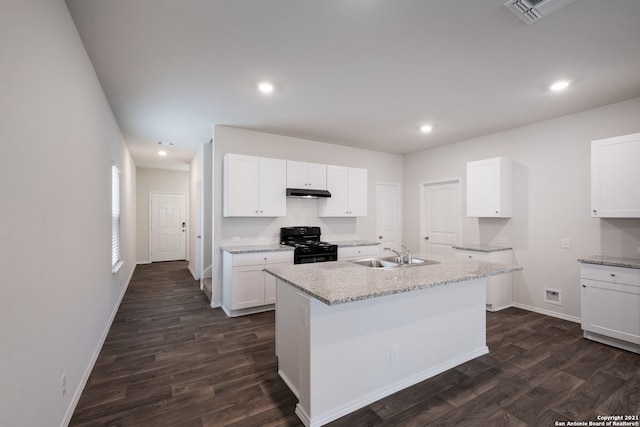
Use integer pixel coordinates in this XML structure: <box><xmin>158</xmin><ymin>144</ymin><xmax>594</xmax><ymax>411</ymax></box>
<box><xmin>265</xmin><ymin>254</ymin><xmax>521</xmax><ymax>427</ymax></box>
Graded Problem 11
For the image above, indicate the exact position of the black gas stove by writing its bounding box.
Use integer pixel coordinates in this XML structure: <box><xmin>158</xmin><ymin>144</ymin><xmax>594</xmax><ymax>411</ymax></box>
<box><xmin>280</xmin><ymin>226</ymin><xmax>338</xmax><ymax>264</ymax></box>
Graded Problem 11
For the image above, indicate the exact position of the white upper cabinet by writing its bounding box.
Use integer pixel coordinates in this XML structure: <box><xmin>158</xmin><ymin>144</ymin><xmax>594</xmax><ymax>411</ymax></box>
<box><xmin>224</xmin><ymin>154</ymin><xmax>286</xmax><ymax>217</ymax></box>
<box><xmin>286</xmin><ymin>161</ymin><xmax>327</xmax><ymax>190</ymax></box>
<box><xmin>318</xmin><ymin>165</ymin><xmax>367</xmax><ymax>217</ymax></box>
<box><xmin>466</xmin><ymin>157</ymin><xmax>512</xmax><ymax>218</ymax></box>
<box><xmin>591</xmin><ymin>132</ymin><xmax>640</xmax><ymax>218</ymax></box>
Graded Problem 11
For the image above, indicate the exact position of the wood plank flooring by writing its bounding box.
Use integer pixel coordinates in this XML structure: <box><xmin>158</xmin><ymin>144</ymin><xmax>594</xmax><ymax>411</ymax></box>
<box><xmin>70</xmin><ymin>261</ymin><xmax>640</xmax><ymax>427</ymax></box>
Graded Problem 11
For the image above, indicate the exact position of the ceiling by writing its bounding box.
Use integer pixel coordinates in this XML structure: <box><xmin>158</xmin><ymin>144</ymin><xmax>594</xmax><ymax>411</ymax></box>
<box><xmin>65</xmin><ymin>0</ymin><xmax>640</xmax><ymax>171</ymax></box>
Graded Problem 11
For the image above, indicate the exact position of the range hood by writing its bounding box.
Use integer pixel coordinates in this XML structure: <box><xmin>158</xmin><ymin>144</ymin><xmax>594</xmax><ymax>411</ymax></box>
<box><xmin>286</xmin><ymin>188</ymin><xmax>332</xmax><ymax>198</ymax></box>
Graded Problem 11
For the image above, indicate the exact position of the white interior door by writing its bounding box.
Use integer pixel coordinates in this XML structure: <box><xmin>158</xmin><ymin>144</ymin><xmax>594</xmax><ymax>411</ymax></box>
<box><xmin>150</xmin><ymin>192</ymin><xmax>187</xmax><ymax>262</ymax></box>
<box><xmin>420</xmin><ymin>180</ymin><xmax>460</xmax><ymax>255</ymax></box>
<box><xmin>376</xmin><ymin>183</ymin><xmax>401</xmax><ymax>251</ymax></box>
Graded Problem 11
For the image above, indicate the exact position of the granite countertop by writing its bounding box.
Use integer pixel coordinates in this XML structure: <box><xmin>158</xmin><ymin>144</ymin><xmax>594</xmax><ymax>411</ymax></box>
<box><xmin>453</xmin><ymin>244</ymin><xmax>513</xmax><ymax>252</ymax></box>
<box><xmin>329</xmin><ymin>240</ymin><xmax>380</xmax><ymax>247</ymax></box>
<box><xmin>220</xmin><ymin>244</ymin><xmax>294</xmax><ymax>254</ymax></box>
<box><xmin>577</xmin><ymin>255</ymin><xmax>640</xmax><ymax>269</ymax></box>
<box><xmin>265</xmin><ymin>253</ymin><xmax>522</xmax><ymax>306</ymax></box>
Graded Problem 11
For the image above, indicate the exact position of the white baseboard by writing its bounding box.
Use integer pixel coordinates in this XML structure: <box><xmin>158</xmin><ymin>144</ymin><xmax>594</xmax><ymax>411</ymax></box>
<box><xmin>60</xmin><ymin>265</ymin><xmax>134</xmax><ymax>427</ymax></box>
<box><xmin>511</xmin><ymin>302</ymin><xmax>581</xmax><ymax>323</ymax></box>
<box><xmin>187</xmin><ymin>264</ymin><xmax>199</xmax><ymax>280</ymax></box>
<box><xmin>136</xmin><ymin>260</ymin><xmax>151</xmax><ymax>265</ymax></box>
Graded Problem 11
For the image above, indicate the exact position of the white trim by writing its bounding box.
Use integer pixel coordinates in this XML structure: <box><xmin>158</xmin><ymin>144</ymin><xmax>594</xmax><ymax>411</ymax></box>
<box><xmin>511</xmin><ymin>302</ymin><xmax>581</xmax><ymax>323</ymax></box>
<box><xmin>61</xmin><ymin>265</ymin><xmax>135</xmax><ymax>427</ymax></box>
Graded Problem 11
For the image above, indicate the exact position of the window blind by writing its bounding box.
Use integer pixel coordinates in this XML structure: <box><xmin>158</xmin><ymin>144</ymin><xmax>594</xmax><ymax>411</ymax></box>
<box><xmin>112</xmin><ymin>165</ymin><xmax>121</xmax><ymax>268</ymax></box>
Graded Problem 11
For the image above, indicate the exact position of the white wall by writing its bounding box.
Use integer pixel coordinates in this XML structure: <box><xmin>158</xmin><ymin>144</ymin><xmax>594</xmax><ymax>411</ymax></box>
<box><xmin>135</xmin><ymin>167</ymin><xmax>189</xmax><ymax>263</ymax></box>
<box><xmin>404</xmin><ymin>97</ymin><xmax>640</xmax><ymax>320</ymax></box>
<box><xmin>0</xmin><ymin>1</ymin><xmax>136</xmax><ymax>426</ymax></box>
<box><xmin>212</xmin><ymin>126</ymin><xmax>404</xmax><ymax>305</ymax></box>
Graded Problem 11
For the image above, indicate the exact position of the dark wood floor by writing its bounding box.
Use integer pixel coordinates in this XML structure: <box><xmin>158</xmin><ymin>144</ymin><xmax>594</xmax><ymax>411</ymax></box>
<box><xmin>70</xmin><ymin>261</ymin><xmax>640</xmax><ymax>427</ymax></box>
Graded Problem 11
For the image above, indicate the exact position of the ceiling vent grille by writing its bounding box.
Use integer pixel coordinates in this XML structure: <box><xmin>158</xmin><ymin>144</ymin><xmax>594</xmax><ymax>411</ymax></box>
<box><xmin>504</xmin><ymin>0</ymin><xmax>576</xmax><ymax>24</ymax></box>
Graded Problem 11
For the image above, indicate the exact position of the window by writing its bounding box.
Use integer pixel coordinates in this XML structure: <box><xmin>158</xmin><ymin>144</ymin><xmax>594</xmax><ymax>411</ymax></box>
<box><xmin>112</xmin><ymin>164</ymin><xmax>121</xmax><ymax>270</ymax></box>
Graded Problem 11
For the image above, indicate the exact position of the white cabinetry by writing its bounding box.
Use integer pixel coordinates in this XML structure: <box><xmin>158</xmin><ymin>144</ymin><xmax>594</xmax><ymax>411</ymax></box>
<box><xmin>318</xmin><ymin>166</ymin><xmax>367</xmax><ymax>217</ymax></box>
<box><xmin>338</xmin><ymin>245</ymin><xmax>380</xmax><ymax>261</ymax></box>
<box><xmin>287</xmin><ymin>161</ymin><xmax>327</xmax><ymax>190</ymax></box>
<box><xmin>591</xmin><ymin>132</ymin><xmax>640</xmax><ymax>218</ymax></box>
<box><xmin>222</xmin><ymin>250</ymin><xmax>293</xmax><ymax>317</ymax></box>
<box><xmin>466</xmin><ymin>157</ymin><xmax>512</xmax><ymax>218</ymax></box>
<box><xmin>455</xmin><ymin>248</ymin><xmax>513</xmax><ymax>311</ymax></box>
<box><xmin>580</xmin><ymin>263</ymin><xmax>640</xmax><ymax>353</ymax></box>
<box><xmin>223</xmin><ymin>154</ymin><xmax>286</xmax><ymax>217</ymax></box>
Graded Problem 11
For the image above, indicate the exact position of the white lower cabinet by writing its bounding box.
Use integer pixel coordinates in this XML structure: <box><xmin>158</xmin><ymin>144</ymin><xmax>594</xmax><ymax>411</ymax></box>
<box><xmin>455</xmin><ymin>249</ymin><xmax>513</xmax><ymax>311</ymax></box>
<box><xmin>338</xmin><ymin>244</ymin><xmax>380</xmax><ymax>261</ymax></box>
<box><xmin>222</xmin><ymin>250</ymin><xmax>293</xmax><ymax>317</ymax></box>
<box><xmin>580</xmin><ymin>263</ymin><xmax>640</xmax><ymax>353</ymax></box>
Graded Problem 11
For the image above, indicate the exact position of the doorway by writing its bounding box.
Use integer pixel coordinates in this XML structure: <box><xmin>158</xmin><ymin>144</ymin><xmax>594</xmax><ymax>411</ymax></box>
<box><xmin>420</xmin><ymin>179</ymin><xmax>460</xmax><ymax>255</ymax></box>
<box><xmin>376</xmin><ymin>183</ymin><xmax>402</xmax><ymax>251</ymax></box>
<box><xmin>150</xmin><ymin>192</ymin><xmax>187</xmax><ymax>262</ymax></box>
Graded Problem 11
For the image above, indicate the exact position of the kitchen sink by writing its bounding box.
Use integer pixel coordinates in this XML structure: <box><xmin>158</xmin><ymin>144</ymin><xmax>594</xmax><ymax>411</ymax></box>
<box><xmin>351</xmin><ymin>256</ymin><xmax>440</xmax><ymax>269</ymax></box>
<box><xmin>351</xmin><ymin>258</ymin><xmax>399</xmax><ymax>268</ymax></box>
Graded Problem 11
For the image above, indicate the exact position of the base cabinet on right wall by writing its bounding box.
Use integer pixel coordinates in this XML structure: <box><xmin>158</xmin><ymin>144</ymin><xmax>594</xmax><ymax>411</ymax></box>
<box><xmin>455</xmin><ymin>247</ymin><xmax>513</xmax><ymax>311</ymax></box>
<box><xmin>580</xmin><ymin>261</ymin><xmax>640</xmax><ymax>354</ymax></box>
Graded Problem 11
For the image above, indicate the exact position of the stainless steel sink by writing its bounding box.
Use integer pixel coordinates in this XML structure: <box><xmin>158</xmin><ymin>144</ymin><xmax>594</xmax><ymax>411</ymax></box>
<box><xmin>351</xmin><ymin>257</ymin><xmax>440</xmax><ymax>269</ymax></box>
<box><xmin>352</xmin><ymin>258</ymin><xmax>399</xmax><ymax>268</ymax></box>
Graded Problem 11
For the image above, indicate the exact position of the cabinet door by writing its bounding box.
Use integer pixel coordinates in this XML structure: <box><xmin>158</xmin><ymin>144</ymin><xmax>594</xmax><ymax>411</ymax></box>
<box><xmin>258</xmin><ymin>157</ymin><xmax>287</xmax><ymax>216</ymax></box>
<box><xmin>582</xmin><ymin>278</ymin><xmax>640</xmax><ymax>344</ymax></box>
<box><xmin>591</xmin><ymin>133</ymin><xmax>640</xmax><ymax>218</ymax></box>
<box><xmin>307</xmin><ymin>162</ymin><xmax>327</xmax><ymax>190</ymax></box>
<box><xmin>286</xmin><ymin>161</ymin><xmax>308</xmax><ymax>188</ymax></box>
<box><xmin>224</xmin><ymin>154</ymin><xmax>260</xmax><ymax>217</ymax></box>
<box><xmin>466</xmin><ymin>157</ymin><xmax>511</xmax><ymax>218</ymax></box>
<box><xmin>231</xmin><ymin>265</ymin><xmax>265</xmax><ymax>309</ymax></box>
<box><xmin>347</xmin><ymin>168</ymin><xmax>368</xmax><ymax>216</ymax></box>
<box><xmin>319</xmin><ymin>165</ymin><xmax>349</xmax><ymax>216</ymax></box>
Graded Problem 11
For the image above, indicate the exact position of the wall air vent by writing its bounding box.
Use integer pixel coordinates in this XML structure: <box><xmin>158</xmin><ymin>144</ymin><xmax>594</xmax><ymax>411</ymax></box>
<box><xmin>504</xmin><ymin>0</ymin><xmax>576</xmax><ymax>24</ymax></box>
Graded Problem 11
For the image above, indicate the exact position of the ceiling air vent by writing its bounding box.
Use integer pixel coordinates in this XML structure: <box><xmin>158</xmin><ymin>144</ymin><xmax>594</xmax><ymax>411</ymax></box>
<box><xmin>504</xmin><ymin>0</ymin><xmax>576</xmax><ymax>24</ymax></box>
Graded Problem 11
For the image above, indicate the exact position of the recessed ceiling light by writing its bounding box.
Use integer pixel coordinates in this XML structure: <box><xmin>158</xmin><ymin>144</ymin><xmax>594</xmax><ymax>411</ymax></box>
<box><xmin>420</xmin><ymin>124</ymin><xmax>433</xmax><ymax>133</ymax></box>
<box><xmin>550</xmin><ymin>80</ymin><xmax>570</xmax><ymax>92</ymax></box>
<box><xmin>257</xmin><ymin>81</ymin><xmax>274</xmax><ymax>94</ymax></box>
<box><xmin>158</xmin><ymin>150</ymin><xmax>167</xmax><ymax>156</ymax></box>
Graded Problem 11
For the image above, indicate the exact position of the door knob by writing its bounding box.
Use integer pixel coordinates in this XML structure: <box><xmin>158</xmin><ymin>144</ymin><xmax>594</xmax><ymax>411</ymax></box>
<box><xmin>424</xmin><ymin>236</ymin><xmax>430</xmax><ymax>240</ymax></box>
<box><xmin>379</xmin><ymin>235</ymin><xmax>383</xmax><ymax>239</ymax></box>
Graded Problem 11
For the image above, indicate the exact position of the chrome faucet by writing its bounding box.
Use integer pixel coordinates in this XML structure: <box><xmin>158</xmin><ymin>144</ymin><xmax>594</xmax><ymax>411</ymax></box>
<box><xmin>384</xmin><ymin>246</ymin><xmax>412</xmax><ymax>265</ymax></box>
<box><xmin>401</xmin><ymin>245</ymin><xmax>412</xmax><ymax>264</ymax></box>
<box><xmin>383</xmin><ymin>247</ymin><xmax>404</xmax><ymax>265</ymax></box>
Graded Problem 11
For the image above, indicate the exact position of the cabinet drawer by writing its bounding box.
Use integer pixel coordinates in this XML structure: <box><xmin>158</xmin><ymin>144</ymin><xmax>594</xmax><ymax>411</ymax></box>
<box><xmin>581</xmin><ymin>264</ymin><xmax>640</xmax><ymax>287</ymax></box>
<box><xmin>339</xmin><ymin>245</ymin><xmax>380</xmax><ymax>260</ymax></box>
<box><xmin>455</xmin><ymin>250</ymin><xmax>491</xmax><ymax>262</ymax></box>
<box><xmin>232</xmin><ymin>251</ymin><xmax>293</xmax><ymax>267</ymax></box>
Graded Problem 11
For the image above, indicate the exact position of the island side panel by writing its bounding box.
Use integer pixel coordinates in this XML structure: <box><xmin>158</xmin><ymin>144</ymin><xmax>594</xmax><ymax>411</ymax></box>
<box><xmin>303</xmin><ymin>278</ymin><xmax>488</xmax><ymax>426</ymax></box>
<box><xmin>275</xmin><ymin>278</ymin><xmax>303</xmax><ymax>398</ymax></box>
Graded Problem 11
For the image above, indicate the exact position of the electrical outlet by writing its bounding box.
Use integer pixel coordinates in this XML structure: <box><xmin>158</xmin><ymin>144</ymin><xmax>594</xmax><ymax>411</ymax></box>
<box><xmin>61</xmin><ymin>373</ymin><xmax>66</xmax><ymax>396</ymax></box>
<box><xmin>390</xmin><ymin>344</ymin><xmax>399</xmax><ymax>363</ymax></box>
<box><xmin>637</xmin><ymin>246</ymin><xmax>640</xmax><ymax>254</ymax></box>
<box><xmin>561</xmin><ymin>238</ymin><xmax>570</xmax><ymax>249</ymax></box>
